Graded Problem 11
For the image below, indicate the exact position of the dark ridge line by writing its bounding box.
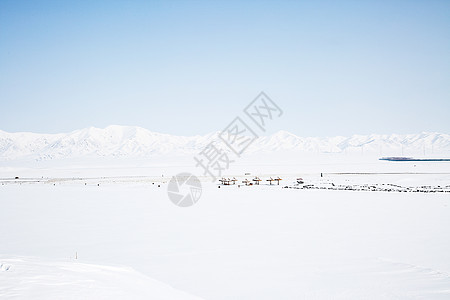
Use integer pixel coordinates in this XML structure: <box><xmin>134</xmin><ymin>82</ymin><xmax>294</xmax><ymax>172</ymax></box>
<box><xmin>326</xmin><ymin>172</ymin><xmax>450</xmax><ymax>175</ymax></box>
<box><xmin>380</xmin><ymin>157</ymin><xmax>450</xmax><ymax>162</ymax></box>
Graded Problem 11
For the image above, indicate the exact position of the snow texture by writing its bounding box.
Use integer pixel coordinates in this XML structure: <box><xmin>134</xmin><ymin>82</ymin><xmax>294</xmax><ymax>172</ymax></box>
<box><xmin>0</xmin><ymin>256</ymin><xmax>203</xmax><ymax>300</ymax></box>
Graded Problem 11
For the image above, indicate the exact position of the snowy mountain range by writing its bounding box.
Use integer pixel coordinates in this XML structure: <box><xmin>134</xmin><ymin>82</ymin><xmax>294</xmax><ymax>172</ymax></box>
<box><xmin>0</xmin><ymin>125</ymin><xmax>449</xmax><ymax>160</ymax></box>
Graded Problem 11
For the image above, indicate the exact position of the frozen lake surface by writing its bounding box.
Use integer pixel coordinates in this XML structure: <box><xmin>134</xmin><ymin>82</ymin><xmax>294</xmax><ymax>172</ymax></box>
<box><xmin>1</xmin><ymin>155</ymin><xmax>450</xmax><ymax>299</ymax></box>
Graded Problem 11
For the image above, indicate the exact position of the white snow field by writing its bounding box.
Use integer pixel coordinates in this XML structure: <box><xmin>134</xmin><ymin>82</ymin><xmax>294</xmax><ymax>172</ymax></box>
<box><xmin>0</xmin><ymin>256</ymin><xmax>202</xmax><ymax>300</ymax></box>
<box><xmin>1</xmin><ymin>127</ymin><xmax>450</xmax><ymax>299</ymax></box>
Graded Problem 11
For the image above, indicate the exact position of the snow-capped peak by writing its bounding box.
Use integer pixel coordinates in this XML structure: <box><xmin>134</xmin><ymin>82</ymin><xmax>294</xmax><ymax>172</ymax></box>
<box><xmin>0</xmin><ymin>126</ymin><xmax>449</xmax><ymax>160</ymax></box>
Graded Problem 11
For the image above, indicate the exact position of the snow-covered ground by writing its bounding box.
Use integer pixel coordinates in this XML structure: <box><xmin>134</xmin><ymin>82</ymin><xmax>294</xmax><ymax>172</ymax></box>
<box><xmin>1</xmin><ymin>151</ymin><xmax>450</xmax><ymax>299</ymax></box>
<box><xmin>0</xmin><ymin>256</ymin><xmax>202</xmax><ymax>300</ymax></box>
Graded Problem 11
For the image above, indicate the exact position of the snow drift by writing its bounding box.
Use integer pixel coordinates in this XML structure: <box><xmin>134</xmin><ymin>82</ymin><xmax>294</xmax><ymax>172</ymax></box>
<box><xmin>0</xmin><ymin>256</ymin><xmax>202</xmax><ymax>300</ymax></box>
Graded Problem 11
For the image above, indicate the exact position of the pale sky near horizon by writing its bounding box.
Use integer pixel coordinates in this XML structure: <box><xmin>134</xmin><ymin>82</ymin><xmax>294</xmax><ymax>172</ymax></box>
<box><xmin>0</xmin><ymin>0</ymin><xmax>449</xmax><ymax>137</ymax></box>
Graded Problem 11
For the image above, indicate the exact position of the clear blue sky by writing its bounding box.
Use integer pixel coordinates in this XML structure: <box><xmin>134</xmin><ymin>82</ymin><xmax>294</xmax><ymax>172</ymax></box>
<box><xmin>0</xmin><ymin>0</ymin><xmax>449</xmax><ymax>136</ymax></box>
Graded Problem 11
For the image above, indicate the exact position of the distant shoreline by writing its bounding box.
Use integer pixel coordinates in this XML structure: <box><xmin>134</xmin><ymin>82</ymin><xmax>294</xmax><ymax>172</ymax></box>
<box><xmin>379</xmin><ymin>157</ymin><xmax>450</xmax><ymax>162</ymax></box>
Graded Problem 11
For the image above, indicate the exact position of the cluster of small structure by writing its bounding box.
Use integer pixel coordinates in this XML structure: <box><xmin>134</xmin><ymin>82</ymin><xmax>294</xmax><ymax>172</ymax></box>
<box><xmin>219</xmin><ymin>176</ymin><xmax>283</xmax><ymax>186</ymax></box>
<box><xmin>284</xmin><ymin>183</ymin><xmax>450</xmax><ymax>193</ymax></box>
